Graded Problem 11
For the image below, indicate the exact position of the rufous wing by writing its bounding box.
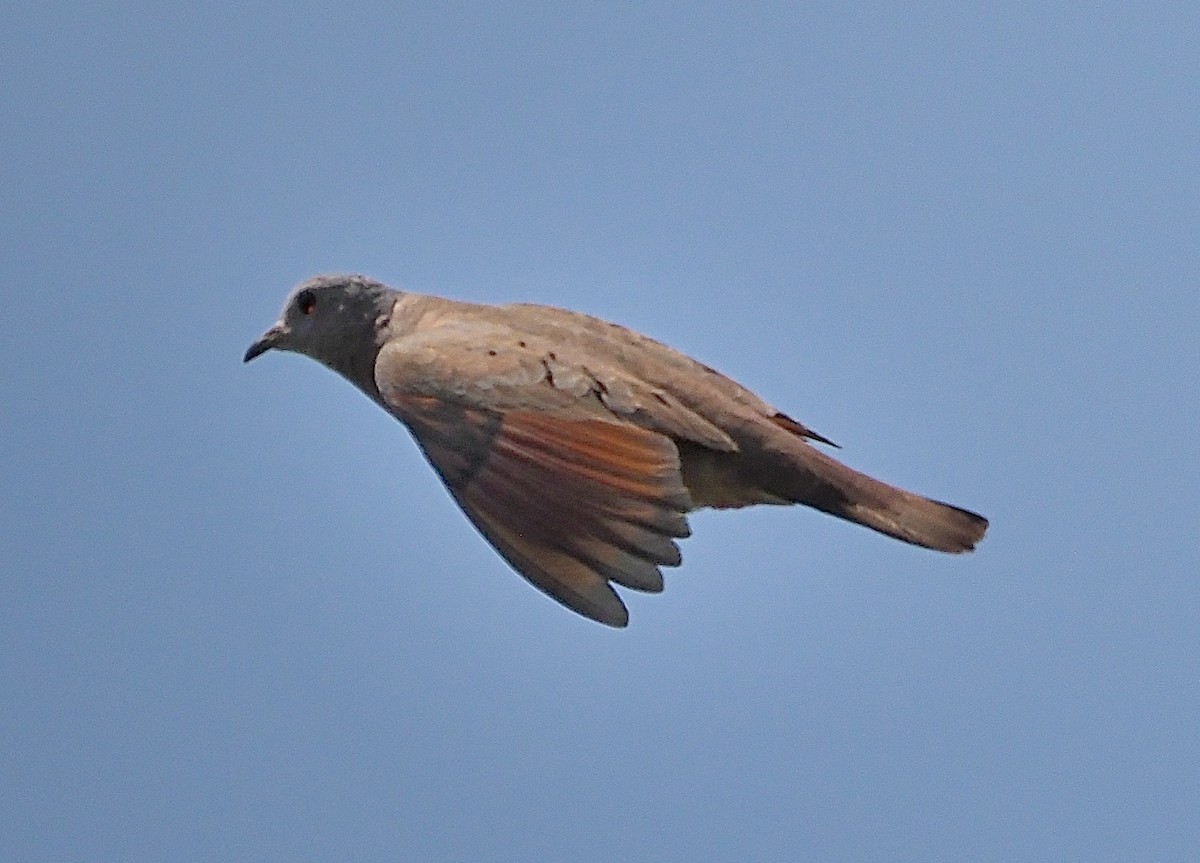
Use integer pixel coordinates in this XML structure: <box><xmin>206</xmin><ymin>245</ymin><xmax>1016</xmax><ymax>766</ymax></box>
<box><xmin>389</xmin><ymin>397</ymin><xmax>693</xmax><ymax>626</ymax></box>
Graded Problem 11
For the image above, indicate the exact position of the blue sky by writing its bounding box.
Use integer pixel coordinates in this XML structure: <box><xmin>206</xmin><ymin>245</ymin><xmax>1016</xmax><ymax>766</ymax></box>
<box><xmin>3</xmin><ymin>2</ymin><xmax>1197</xmax><ymax>860</ymax></box>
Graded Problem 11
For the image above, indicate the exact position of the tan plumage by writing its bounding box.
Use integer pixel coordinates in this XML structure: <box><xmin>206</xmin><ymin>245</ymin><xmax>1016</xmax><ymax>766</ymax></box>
<box><xmin>245</xmin><ymin>274</ymin><xmax>988</xmax><ymax>626</ymax></box>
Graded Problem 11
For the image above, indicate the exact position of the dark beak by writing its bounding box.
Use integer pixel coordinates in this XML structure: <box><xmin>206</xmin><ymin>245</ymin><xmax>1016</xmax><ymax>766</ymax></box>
<box><xmin>244</xmin><ymin>324</ymin><xmax>286</xmax><ymax>363</ymax></box>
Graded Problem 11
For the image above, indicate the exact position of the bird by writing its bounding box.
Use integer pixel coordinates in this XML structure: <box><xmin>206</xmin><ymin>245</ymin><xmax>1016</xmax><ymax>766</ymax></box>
<box><xmin>245</xmin><ymin>274</ymin><xmax>987</xmax><ymax>627</ymax></box>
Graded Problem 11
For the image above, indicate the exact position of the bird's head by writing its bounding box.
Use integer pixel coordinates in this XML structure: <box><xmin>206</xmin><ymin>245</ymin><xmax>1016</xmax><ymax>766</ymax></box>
<box><xmin>244</xmin><ymin>274</ymin><xmax>399</xmax><ymax>384</ymax></box>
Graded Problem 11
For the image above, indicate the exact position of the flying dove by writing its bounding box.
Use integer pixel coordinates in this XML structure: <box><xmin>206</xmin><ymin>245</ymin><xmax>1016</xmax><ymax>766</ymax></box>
<box><xmin>245</xmin><ymin>274</ymin><xmax>987</xmax><ymax>626</ymax></box>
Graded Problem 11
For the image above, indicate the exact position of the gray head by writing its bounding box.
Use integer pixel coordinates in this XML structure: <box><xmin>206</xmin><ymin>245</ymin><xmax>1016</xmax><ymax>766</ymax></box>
<box><xmin>243</xmin><ymin>274</ymin><xmax>401</xmax><ymax>386</ymax></box>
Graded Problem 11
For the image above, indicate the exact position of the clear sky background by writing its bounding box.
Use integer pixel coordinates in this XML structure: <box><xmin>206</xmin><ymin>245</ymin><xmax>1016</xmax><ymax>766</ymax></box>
<box><xmin>3</xmin><ymin>3</ymin><xmax>1197</xmax><ymax>860</ymax></box>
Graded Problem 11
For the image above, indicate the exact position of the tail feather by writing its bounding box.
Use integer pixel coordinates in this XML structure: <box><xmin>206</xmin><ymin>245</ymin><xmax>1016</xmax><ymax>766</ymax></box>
<box><xmin>676</xmin><ymin>437</ymin><xmax>988</xmax><ymax>552</ymax></box>
<box><xmin>782</xmin><ymin>444</ymin><xmax>988</xmax><ymax>552</ymax></box>
<box><xmin>841</xmin><ymin>489</ymin><xmax>987</xmax><ymax>552</ymax></box>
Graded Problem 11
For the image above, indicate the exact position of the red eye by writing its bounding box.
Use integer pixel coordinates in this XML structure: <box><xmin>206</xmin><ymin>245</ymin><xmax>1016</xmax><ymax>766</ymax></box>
<box><xmin>297</xmin><ymin>289</ymin><xmax>317</xmax><ymax>315</ymax></box>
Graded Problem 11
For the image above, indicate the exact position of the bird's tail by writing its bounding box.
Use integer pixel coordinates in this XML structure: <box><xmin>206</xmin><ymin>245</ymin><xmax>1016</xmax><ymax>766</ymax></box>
<box><xmin>777</xmin><ymin>441</ymin><xmax>988</xmax><ymax>552</ymax></box>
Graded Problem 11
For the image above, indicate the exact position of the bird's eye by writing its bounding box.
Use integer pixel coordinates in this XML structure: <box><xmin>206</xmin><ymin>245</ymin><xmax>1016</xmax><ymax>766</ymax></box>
<box><xmin>296</xmin><ymin>289</ymin><xmax>317</xmax><ymax>315</ymax></box>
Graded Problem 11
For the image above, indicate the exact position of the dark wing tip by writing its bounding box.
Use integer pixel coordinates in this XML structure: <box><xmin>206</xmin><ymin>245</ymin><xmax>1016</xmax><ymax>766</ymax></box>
<box><xmin>771</xmin><ymin>412</ymin><xmax>840</xmax><ymax>448</ymax></box>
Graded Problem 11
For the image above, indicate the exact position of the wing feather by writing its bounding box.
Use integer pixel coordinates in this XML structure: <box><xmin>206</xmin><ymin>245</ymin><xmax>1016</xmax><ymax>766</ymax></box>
<box><xmin>382</xmin><ymin>390</ymin><xmax>693</xmax><ymax>625</ymax></box>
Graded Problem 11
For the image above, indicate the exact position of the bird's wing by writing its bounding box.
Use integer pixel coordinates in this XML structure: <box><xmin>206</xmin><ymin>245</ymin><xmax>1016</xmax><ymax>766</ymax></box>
<box><xmin>374</xmin><ymin>329</ymin><xmax>694</xmax><ymax>626</ymax></box>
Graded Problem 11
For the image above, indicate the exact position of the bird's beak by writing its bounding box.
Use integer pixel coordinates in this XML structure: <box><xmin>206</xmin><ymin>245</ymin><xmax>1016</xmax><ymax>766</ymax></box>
<box><xmin>244</xmin><ymin>323</ymin><xmax>287</xmax><ymax>363</ymax></box>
